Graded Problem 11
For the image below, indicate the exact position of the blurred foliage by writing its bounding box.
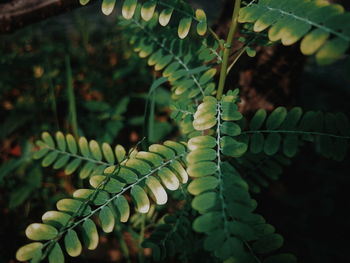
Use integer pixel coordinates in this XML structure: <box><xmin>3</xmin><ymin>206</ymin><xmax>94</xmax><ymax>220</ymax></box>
<box><xmin>0</xmin><ymin>4</ymin><xmax>175</xmax><ymax>262</ymax></box>
<box><xmin>1</xmin><ymin>1</ymin><xmax>350</xmax><ymax>263</ymax></box>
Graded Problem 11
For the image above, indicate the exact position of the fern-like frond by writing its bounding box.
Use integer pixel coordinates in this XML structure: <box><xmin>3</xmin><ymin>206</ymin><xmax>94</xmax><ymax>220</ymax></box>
<box><xmin>121</xmin><ymin>12</ymin><xmax>220</xmax><ymax>138</ymax></box>
<box><xmin>238</xmin><ymin>0</ymin><xmax>350</xmax><ymax>65</ymax></box>
<box><xmin>186</xmin><ymin>92</ymin><xmax>295</xmax><ymax>262</ymax></box>
<box><xmin>241</xmin><ymin>107</ymin><xmax>350</xmax><ymax>161</ymax></box>
<box><xmin>80</xmin><ymin>0</ymin><xmax>209</xmax><ymax>39</ymax></box>
<box><xmin>121</xmin><ymin>15</ymin><xmax>219</xmax><ymax>103</ymax></box>
<box><xmin>16</xmin><ymin>137</ymin><xmax>188</xmax><ymax>262</ymax></box>
<box><xmin>33</xmin><ymin>132</ymin><xmax>126</xmax><ymax>179</ymax></box>
<box><xmin>232</xmin><ymin>152</ymin><xmax>292</xmax><ymax>193</ymax></box>
<box><xmin>142</xmin><ymin>206</ymin><xmax>194</xmax><ymax>261</ymax></box>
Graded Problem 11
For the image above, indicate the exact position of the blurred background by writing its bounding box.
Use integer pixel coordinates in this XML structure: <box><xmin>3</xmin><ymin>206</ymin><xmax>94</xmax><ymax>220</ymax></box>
<box><xmin>0</xmin><ymin>0</ymin><xmax>350</xmax><ymax>262</ymax></box>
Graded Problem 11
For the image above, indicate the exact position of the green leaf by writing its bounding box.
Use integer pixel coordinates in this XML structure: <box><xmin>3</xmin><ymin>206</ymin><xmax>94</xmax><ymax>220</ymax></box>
<box><xmin>199</xmin><ymin>69</ymin><xmax>216</xmax><ymax>85</ymax></box>
<box><xmin>149</xmin><ymin>144</ymin><xmax>175</xmax><ymax>159</ymax></box>
<box><xmin>25</xmin><ymin>223</ymin><xmax>58</xmax><ymax>241</ymax></box>
<box><xmin>82</xmin><ymin>219</ymin><xmax>99</xmax><ymax>250</ymax></box>
<box><xmin>42</xmin><ymin>151</ymin><xmax>58</xmax><ymax>167</ymax></box>
<box><xmin>131</xmin><ymin>185</ymin><xmax>150</xmax><ymax>213</ymax></box>
<box><xmin>264</xmin><ymin>133</ymin><xmax>281</xmax><ymax>156</ymax></box>
<box><xmin>193</xmin><ymin>211</ymin><xmax>222</xmax><ymax>233</ymax></box>
<box><xmin>188</xmin><ymin>136</ymin><xmax>217</xmax><ymax>151</ymax></box>
<box><xmin>195</xmin><ymin>9</ymin><xmax>207</xmax><ymax>36</ymax></box>
<box><xmin>301</xmin><ymin>29</ymin><xmax>329</xmax><ymax>55</ymax></box>
<box><xmin>115</xmin><ymin>144</ymin><xmax>126</xmax><ymax>163</ymax></box>
<box><xmin>101</xmin><ymin>0</ymin><xmax>116</xmax><ymax>16</ymax></box>
<box><xmin>221</xmin><ymin>136</ymin><xmax>248</xmax><ymax>157</ymax></box>
<box><xmin>64</xmin><ymin>159</ymin><xmax>82</xmax><ymax>175</ymax></box>
<box><xmin>141</xmin><ymin>1</ymin><xmax>156</xmax><ymax>22</ymax></box>
<box><xmin>316</xmin><ymin>38</ymin><xmax>349</xmax><ymax>65</ymax></box>
<box><xmin>78</xmin><ymin>137</ymin><xmax>90</xmax><ymax>157</ymax></box>
<box><xmin>79</xmin><ymin>162</ymin><xmax>95</xmax><ymax>179</ymax></box>
<box><xmin>122</xmin><ymin>0</ymin><xmax>137</xmax><ymax>20</ymax></box>
<box><xmin>99</xmin><ymin>206</ymin><xmax>115</xmax><ymax>233</ymax></box>
<box><xmin>42</xmin><ymin>211</ymin><xmax>70</xmax><ymax>228</ymax></box>
<box><xmin>266</xmin><ymin>107</ymin><xmax>287</xmax><ymax>130</ymax></box>
<box><xmin>221</xmin><ymin>122</ymin><xmax>241</xmax><ymax>136</ymax></box>
<box><xmin>163</xmin><ymin>140</ymin><xmax>186</xmax><ymax>155</ymax></box>
<box><xmin>192</xmin><ymin>192</ymin><xmax>217</xmax><ymax>211</ymax></box>
<box><xmin>79</xmin><ymin>0</ymin><xmax>90</xmax><ymax>5</ymax></box>
<box><xmin>146</xmin><ymin>176</ymin><xmax>168</xmax><ymax>205</ymax></box>
<box><xmin>204</xmin><ymin>229</ymin><xmax>226</xmax><ymax>252</ymax></box>
<box><xmin>250</xmin><ymin>133</ymin><xmax>264</xmax><ymax>154</ymax></box>
<box><xmin>115</xmin><ymin>167</ymin><xmax>138</xmax><ymax>184</ymax></box>
<box><xmin>283</xmin><ymin>134</ymin><xmax>298</xmax><ymax>157</ymax></box>
<box><xmin>178</xmin><ymin>17</ymin><xmax>192</xmax><ymax>39</ymax></box>
<box><xmin>90</xmin><ymin>175</ymin><xmax>125</xmax><ymax>193</ymax></box>
<box><xmin>48</xmin><ymin>243</ymin><xmax>64</xmax><ymax>263</ymax></box>
<box><xmin>158</xmin><ymin>167</ymin><xmax>180</xmax><ymax>190</ymax></box>
<box><xmin>73</xmin><ymin>189</ymin><xmax>109</xmax><ymax>205</ymax></box>
<box><xmin>42</xmin><ymin>132</ymin><xmax>55</xmax><ymax>148</ymax></box>
<box><xmin>89</xmin><ymin>140</ymin><xmax>102</xmax><ymax>161</ymax></box>
<box><xmin>16</xmin><ymin>243</ymin><xmax>43</xmax><ymax>262</ymax></box>
<box><xmin>187</xmin><ymin>161</ymin><xmax>217</xmax><ymax>178</ymax></box>
<box><xmin>33</xmin><ymin>147</ymin><xmax>49</xmax><ymax>160</ymax></box>
<box><xmin>56</xmin><ymin>198</ymin><xmax>91</xmax><ymax>216</ymax></box>
<box><xmin>188</xmin><ymin>176</ymin><xmax>219</xmax><ymax>195</ymax></box>
<box><xmin>252</xmin><ymin>233</ymin><xmax>284</xmax><ymax>254</ymax></box>
<box><xmin>186</xmin><ymin>148</ymin><xmax>217</xmax><ymax>163</ymax></box>
<box><xmin>228</xmin><ymin>221</ymin><xmax>256</xmax><ymax>241</ymax></box>
<box><xmin>218</xmin><ymin>237</ymin><xmax>244</xmax><ymax>260</ymax></box>
<box><xmin>53</xmin><ymin>155</ymin><xmax>70</xmax><ymax>169</ymax></box>
<box><xmin>221</xmin><ymin>102</ymin><xmax>242</xmax><ymax>121</ymax></box>
<box><xmin>169</xmin><ymin>160</ymin><xmax>188</xmax><ymax>184</ymax></box>
<box><xmin>64</xmin><ymin>229</ymin><xmax>82</xmax><ymax>257</ymax></box>
<box><xmin>114</xmin><ymin>196</ymin><xmax>130</xmax><ymax>222</ymax></box>
<box><xmin>159</xmin><ymin>8</ymin><xmax>173</xmax><ymax>26</ymax></box>
<box><xmin>66</xmin><ymin>134</ymin><xmax>77</xmax><ymax>154</ymax></box>
<box><xmin>124</xmin><ymin>159</ymin><xmax>152</xmax><ymax>174</ymax></box>
<box><xmin>281</xmin><ymin>107</ymin><xmax>303</xmax><ymax>129</ymax></box>
<box><xmin>55</xmin><ymin>132</ymin><xmax>66</xmax><ymax>151</ymax></box>
<box><xmin>136</xmin><ymin>151</ymin><xmax>163</xmax><ymax>167</ymax></box>
<box><xmin>102</xmin><ymin>143</ymin><xmax>115</xmax><ymax>164</ymax></box>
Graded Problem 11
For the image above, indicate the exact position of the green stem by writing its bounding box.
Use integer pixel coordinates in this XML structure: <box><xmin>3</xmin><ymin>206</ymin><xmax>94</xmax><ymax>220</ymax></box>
<box><xmin>138</xmin><ymin>214</ymin><xmax>146</xmax><ymax>263</ymax></box>
<box><xmin>217</xmin><ymin>0</ymin><xmax>241</xmax><ymax>100</ymax></box>
<box><xmin>241</xmin><ymin>130</ymin><xmax>350</xmax><ymax>140</ymax></box>
<box><xmin>65</xmin><ymin>55</ymin><xmax>79</xmax><ymax>137</ymax></box>
<box><xmin>114</xmin><ymin>224</ymin><xmax>131</xmax><ymax>263</ymax></box>
<box><xmin>226</xmin><ymin>46</ymin><xmax>247</xmax><ymax>75</ymax></box>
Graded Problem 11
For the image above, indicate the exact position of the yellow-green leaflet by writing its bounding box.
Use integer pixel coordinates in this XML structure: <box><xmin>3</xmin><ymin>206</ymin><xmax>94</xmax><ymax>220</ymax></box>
<box><xmin>101</xmin><ymin>0</ymin><xmax>116</xmax><ymax>16</ymax></box>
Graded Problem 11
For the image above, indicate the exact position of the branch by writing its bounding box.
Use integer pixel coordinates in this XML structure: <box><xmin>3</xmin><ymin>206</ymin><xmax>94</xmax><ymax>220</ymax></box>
<box><xmin>0</xmin><ymin>0</ymin><xmax>93</xmax><ymax>34</ymax></box>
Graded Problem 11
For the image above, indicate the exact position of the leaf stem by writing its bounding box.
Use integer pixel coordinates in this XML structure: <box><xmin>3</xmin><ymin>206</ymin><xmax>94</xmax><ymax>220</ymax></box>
<box><xmin>226</xmin><ymin>45</ymin><xmax>247</xmax><ymax>75</ymax></box>
<box><xmin>217</xmin><ymin>0</ymin><xmax>241</xmax><ymax>100</ymax></box>
<box><xmin>65</xmin><ymin>55</ymin><xmax>79</xmax><ymax>137</ymax></box>
<box><xmin>138</xmin><ymin>214</ymin><xmax>146</xmax><ymax>263</ymax></box>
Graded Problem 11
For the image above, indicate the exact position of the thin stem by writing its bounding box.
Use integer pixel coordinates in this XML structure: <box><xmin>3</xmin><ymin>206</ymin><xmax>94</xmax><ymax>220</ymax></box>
<box><xmin>65</xmin><ymin>55</ymin><xmax>79</xmax><ymax>137</ymax></box>
<box><xmin>138</xmin><ymin>214</ymin><xmax>146</xmax><ymax>263</ymax></box>
<box><xmin>44</xmin><ymin>146</ymin><xmax>112</xmax><ymax>166</ymax></box>
<box><xmin>226</xmin><ymin>46</ymin><xmax>247</xmax><ymax>75</ymax></box>
<box><xmin>114</xmin><ymin>225</ymin><xmax>131</xmax><ymax>263</ymax></box>
<box><xmin>217</xmin><ymin>0</ymin><xmax>241</xmax><ymax>100</ymax></box>
<box><xmin>241</xmin><ymin>130</ymin><xmax>350</xmax><ymax>140</ymax></box>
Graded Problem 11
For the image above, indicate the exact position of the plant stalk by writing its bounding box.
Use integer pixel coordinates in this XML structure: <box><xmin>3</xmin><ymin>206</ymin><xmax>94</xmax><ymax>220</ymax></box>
<box><xmin>65</xmin><ymin>55</ymin><xmax>79</xmax><ymax>137</ymax></box>
<box><xmin>217</xmin><ymin>0</ymin><xmax>241</xmax><ymax>100</ymax></box>
<box><xmin>138</xmin><ymin>213</ymin><xmax>146</xmax><ymax>263</ymax></box>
